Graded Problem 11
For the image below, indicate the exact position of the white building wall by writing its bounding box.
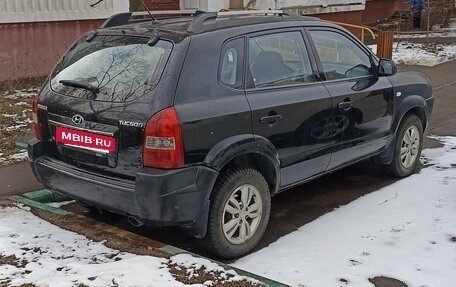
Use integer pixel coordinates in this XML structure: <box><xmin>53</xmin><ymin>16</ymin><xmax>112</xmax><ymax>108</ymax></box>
<box><xmin>180</xmin><ymin>0</ymin><xmax>229</xmax><ymax>10</ymax></box>
<box><xmin>180</xmin><ymin>0</ymin><xmax>365</xmax><ymax>13</ymax></box>
<box><xmin>252</xmin><ymin>0</ymin><xmax>365</xmax><ymax>10</ymax></box>
<box><xmin>0</xmin><ymin>0</ymin><xmax>129</xmax><ymax>24</ymax></box>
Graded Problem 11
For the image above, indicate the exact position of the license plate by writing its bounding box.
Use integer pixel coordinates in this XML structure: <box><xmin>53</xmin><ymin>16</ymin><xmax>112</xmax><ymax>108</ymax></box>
<box><xmin>55</xmin><ymin>126</ymin><xmax>116</xmax><ymax>153</ymax></box>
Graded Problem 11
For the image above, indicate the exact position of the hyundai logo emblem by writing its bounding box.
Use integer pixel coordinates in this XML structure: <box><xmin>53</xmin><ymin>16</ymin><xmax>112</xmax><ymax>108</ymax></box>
<box><xmin>71</xmin><ymin>114</ymin><xmax>84</xmax><ymax>125</ymax></box>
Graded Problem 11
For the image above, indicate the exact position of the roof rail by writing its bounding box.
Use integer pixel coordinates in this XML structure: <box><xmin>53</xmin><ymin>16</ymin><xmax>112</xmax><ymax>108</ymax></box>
<box><xmin>187</xmin><ymin>9</ymin><xmax>303</xmax><ymax>33</ymax></box>
<box><xmin>101</xmin><ymin>9</ymin><xmax>304</xmax><ymax>31</ymax></box>
<box><xmin>101</xmin><ymin>10</ymin><xmax>196</xmax><ymax>28</ymax></box>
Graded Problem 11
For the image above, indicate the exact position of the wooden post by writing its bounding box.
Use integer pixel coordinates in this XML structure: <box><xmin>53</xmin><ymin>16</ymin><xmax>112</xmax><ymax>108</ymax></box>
<box><xmin>376</xmin><ymin>31</ymin><xmax>394</xmax><ymax>59</ymax></box>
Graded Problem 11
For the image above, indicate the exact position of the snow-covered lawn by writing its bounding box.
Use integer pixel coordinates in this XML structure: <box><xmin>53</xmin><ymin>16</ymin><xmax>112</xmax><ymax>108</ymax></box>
<box><xmin>370</xmin><ymin>42</ymin><xmax>456</xmax><ymax>66</ymax></box>
<box><xmin>234</xmin><ymin>136</ymin><xmax>456</xmax><ymax>287</ymax></box>
<box><xmin>393</xmin><ymin>42</ymin><xmax>456</xmax><ymax>66</ymax></box>
<box><xmin>0</xmin><ymin>205</ymin><xmax>255</xmax><ymax>287</ymax></box>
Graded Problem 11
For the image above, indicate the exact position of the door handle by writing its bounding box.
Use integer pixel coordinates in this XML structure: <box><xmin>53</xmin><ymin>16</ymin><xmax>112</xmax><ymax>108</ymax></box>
<box><xmin>260</xmin><ymin>114</ymin><xmax>283</xmax><ymax>124</ymax></box>
<box><xmin>338</xmin><ymin>101</ymin><xmax>354</xmax><ymax>111</ymax></box>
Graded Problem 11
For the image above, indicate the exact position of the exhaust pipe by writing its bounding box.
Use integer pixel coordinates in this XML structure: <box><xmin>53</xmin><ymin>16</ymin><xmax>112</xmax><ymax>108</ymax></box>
<box><xmin>76</xmin><ymin>200</ymin><xmax>103</xmax><ymax>214</ymax></box>
<box><xmin>76</xmin><ymin>200</ymin><xmax>91</xmax><ymax>207</ymax></box>
<box><xmin>128</xmin><ymin>216</ymin><xmax>144</xmax><ymax>227</ymax></box>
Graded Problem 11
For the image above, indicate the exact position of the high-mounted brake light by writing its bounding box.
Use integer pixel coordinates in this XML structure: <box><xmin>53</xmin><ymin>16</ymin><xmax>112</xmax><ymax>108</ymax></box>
<box><xmin>32</xmin><ymin>95</ymin><xmax>43</xmax><ymax>140</ymax></box>
<box><xmin>143</xmin><ymin>107</ymin><xmax>184</xmax><ymax>169</ymax></box>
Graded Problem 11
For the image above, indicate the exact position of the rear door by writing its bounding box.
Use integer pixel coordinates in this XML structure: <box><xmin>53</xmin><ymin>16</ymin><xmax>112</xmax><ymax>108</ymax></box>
<box><xmin>307</xmin><ymin>28</ymin><xmax>394</xmax><ymax>169</ymax></box>
<box><xmin>40</xmin><ymin>34</ymin><xmax>174</xmax><ymax>178</ymax></box>
<box><xmin>245</xmin><ymin>29</ymin><xmax>333</xmax><ymax>188</ymax></box>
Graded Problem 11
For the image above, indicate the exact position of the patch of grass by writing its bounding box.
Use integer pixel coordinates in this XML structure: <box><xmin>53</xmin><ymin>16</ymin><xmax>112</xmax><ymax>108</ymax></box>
<box><xmin>0</xmin><ymin>88</ymin><xmax>37</xmax><ymax>166</ymax></box>
<box><xmin>168</xmin><ymin>263</ymin><xmax>259</xmax><ymax>287</ymax></box>
<box><xmin>0</xmin><ymin>254</ymin><xmax>27</xmax><ymax>268</ymax></box>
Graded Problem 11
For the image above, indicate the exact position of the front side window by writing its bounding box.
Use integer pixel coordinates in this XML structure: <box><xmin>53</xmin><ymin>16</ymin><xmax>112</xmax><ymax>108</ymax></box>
<box><xmin>309</xmin><ymin>30</ymin><xmax>373</xmax><ymax>81</ymax></box>
<box><xmin>50</xmin><ymin>35</ymin><xmax>172</xmax><ymax>103</ymax></box>
<box><xmin>248</xmin><ymin>31</ymin><xmax>315</xmax><ymax>88</ymax></box>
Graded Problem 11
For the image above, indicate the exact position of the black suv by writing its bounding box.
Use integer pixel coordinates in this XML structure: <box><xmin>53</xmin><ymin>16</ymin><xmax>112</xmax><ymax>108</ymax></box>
<box><xmin>29</xmin><ymin>10</ymin><xmax>433</xmax><ymax>258</ymax></box>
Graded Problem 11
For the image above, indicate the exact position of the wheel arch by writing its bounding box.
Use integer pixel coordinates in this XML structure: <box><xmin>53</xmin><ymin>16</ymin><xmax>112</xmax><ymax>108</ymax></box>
<box><xmin>393</xmin><ymin>95</ymin><xmax>429</xmax><ymax>134</ymax></box>
<box><xmin>377</xmin><ymin>96</ymin><xmax>428</xmax><ymax>165</ymax></box>
<box><xmin>204</xmin><ymin>135</ymin><xmax>281</xmax><ymax>195</ymax></box>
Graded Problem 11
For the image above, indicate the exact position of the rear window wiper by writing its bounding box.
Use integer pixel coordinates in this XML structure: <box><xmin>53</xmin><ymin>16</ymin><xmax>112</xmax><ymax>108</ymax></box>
<box><xmin>59</xmin><ymin>80</ymin><xmax>100</xmax><ymax>99</ymax></box>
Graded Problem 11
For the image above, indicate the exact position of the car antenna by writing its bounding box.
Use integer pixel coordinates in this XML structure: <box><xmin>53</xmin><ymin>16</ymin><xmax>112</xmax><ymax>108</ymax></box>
<box><xmin>141</xmin><ymin>1</ymin><xmax>157</xmax><ymax>22</ymax></box>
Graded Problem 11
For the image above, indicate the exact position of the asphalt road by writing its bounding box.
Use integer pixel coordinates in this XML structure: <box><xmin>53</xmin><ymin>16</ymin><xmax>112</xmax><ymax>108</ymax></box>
<box><xmin>2</xmin><ymin>61</ymin><xmax>456</xmax><ymax>263</ymax></box>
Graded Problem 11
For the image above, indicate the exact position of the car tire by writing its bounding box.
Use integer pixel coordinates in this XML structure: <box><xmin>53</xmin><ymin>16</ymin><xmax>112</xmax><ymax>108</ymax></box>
<box><xmin>204</xmin><ymin>168</ymin><xmax>271</xmax><ymax>259</ymax></box>
<box><xmin>384</xmin><ymin>114</ymin><xmax>423</xmax><ymax>177</ymax></box>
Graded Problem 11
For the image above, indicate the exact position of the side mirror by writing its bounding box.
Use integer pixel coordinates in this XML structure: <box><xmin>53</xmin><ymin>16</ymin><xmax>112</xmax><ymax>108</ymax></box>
<box><xmin>378</xmin><ymin>59</ymin><xmax>397</xmax><ymax>76</ymax></box>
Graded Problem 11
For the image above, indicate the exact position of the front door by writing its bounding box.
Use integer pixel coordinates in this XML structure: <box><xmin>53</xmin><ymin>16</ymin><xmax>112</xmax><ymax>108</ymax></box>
<box><xmin>245</xmin><ymin>29</ymin><xmax>333</xmax><ymax>188</ymax></box>
<box><xmin>307</xmin><ymin>28</ymin><xmax>394</xmax><ymax>169</ymax></box>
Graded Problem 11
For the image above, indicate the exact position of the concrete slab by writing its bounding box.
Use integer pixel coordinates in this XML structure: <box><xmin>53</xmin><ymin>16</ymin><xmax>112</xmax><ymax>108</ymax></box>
<box><xmin>0</xmin><ymin>161</ymin><xmax>43</xmax><ymax>196</ymax></box>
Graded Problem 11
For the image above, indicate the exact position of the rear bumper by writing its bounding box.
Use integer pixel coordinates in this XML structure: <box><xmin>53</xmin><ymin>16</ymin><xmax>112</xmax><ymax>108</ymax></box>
<box><xmin>28</xmin><ymin>139</ymin><xmax>218</xmax><ymax>238</ymax></box>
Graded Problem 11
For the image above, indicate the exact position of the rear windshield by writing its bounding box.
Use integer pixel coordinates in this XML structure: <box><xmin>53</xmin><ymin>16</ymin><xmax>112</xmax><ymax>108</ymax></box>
<box><xmin>50</xmin><ymin>35</ymin><xmax>172</xmax><ymax>103</ymax></box>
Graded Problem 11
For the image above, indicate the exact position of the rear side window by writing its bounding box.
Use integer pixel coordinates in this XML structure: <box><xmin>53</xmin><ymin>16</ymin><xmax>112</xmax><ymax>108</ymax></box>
<box><xmin>50</xmin><ymin>35</ymin><xmax>172</xmax><ymax>103</ymax></box>
<box><xmin>219</xmin><ymin>38</ymin><xmax>244</xmax><ymax>89</ymax></box>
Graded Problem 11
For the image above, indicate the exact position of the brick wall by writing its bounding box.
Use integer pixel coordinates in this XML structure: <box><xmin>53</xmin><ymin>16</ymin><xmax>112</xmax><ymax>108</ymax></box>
<box><xmin>362</xmin><ymin>0</ymin><xmax>408</xmax><ymax>24</ymax></box>
<box><xmin>0</xmin><ymin>20</ymin><xmax>103</xmax><ymax>82</ymax></box>
<box><xmin>144</xmin><ymin>0</ymin><xmax>180</xmax><ymax>11</ymax></box>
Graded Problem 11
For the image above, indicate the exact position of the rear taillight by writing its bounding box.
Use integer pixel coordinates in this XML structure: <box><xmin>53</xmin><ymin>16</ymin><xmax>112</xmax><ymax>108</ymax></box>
<box><xmin>143</xmin><ymin>107</ymin><xmax>184</xmax><ymax>169</ymax></box>
<box><xmin>32</xmin><ymin>95</ymin><xmax>43</xmax><ymax>140</ymax></box>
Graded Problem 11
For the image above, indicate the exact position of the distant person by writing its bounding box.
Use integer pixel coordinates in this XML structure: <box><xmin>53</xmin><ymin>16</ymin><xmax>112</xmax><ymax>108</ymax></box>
<box><xmin>407</xmin><ymin>0</ymin><xmax>426</xmax><ymax>29</ymax></box>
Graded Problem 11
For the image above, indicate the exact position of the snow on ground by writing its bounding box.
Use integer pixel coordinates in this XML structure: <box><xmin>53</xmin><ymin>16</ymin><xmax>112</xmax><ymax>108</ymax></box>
<box><xmin>4</xmin><ymin>88</ymin><xmax>38</xmax><ymax>100</ymax></box>
<box><xmin>0</xmin><ymin>205</ymin><xmax>254</xmax><ymax>287</ymax></box>
<box><xmin>395</xmin><ymin>31</ymin><xmax>456</xmax><ymax>39</ymax></box>
<box><xmin>370</xmin><ymin>42</ymin><xmax>456</xmax><ymax>66</ymax></box>
<box><xmin>392</xmin><ymin>43</ymin><xmax>456</xmax><ymax>66</ymax></box>
<box><xmin>7</xmin><ymin>150</ymin><xmax>28</xmax><ymax>161</ymax></box>
<box><xmin>0</xmin><ymin>150</ymin><xmax>28</xmax><ymax>164</ymax></box>
<box><xmin>234</xmin><ymin>136</ymin><xmax>456</xmax><ymax>287</ymax></box>
<box><xmin>46</xmin><ymin>200</ymin><xmax>76</xmax><ymax>208</ymax></box>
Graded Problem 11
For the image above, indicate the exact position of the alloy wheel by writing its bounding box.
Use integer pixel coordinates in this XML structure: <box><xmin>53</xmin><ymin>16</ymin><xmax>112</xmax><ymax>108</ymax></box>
<box><xmin>221</xmin><ymin>184</ymin><xmax>263</xmax><ymax>245</ymax></box>
<box><xmin>400</xmin><ymin>125</ymin><xmax>420</xmax><ymax>168</ymax></box>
